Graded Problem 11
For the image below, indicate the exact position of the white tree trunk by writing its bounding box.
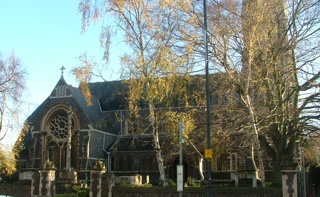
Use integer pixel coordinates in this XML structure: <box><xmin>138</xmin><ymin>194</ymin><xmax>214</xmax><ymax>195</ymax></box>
<box><xmin>246</xmin><ymin>94</ymin><xmax>266</xmax><ymax>187</ymax></box>
<box><xmin>149</xmin><ymin>104</ymin><xmax>168</xmax><ymax>186</ymax></box>
<box><xmin>153</xmin><ymin>132</ymin><xmax>168</xmax><ymax>186</ymax></box>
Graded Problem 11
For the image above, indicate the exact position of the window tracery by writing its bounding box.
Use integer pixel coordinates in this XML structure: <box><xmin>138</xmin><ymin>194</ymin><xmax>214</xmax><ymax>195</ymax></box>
<box><xmin>49</xmin><ymin>110</ymin><xmax>73</xmax><ymax>140</ymax></box>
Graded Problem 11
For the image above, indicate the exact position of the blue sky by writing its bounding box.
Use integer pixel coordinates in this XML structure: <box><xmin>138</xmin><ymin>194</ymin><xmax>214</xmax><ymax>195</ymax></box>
<box><xmin>0</xmin><ymin>1</ymin><xmax>121</xmax><ymax>146</ymax></box>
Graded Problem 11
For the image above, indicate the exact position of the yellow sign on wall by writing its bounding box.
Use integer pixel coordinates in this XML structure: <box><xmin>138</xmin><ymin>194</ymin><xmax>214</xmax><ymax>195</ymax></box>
<box><xmin>205</xmin><ymin>149</ymin><xmax>212</xmax><ymax>159</ymax></box>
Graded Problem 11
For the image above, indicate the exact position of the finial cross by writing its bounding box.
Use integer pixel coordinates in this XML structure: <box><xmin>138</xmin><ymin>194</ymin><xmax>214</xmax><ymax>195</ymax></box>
<box><xmin>60</xmin><ymin>66</ymin><xmax>65</xmax><ymax>75</ymax></box>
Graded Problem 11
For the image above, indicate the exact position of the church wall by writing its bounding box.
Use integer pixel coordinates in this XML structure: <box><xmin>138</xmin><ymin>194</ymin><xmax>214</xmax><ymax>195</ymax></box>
<box><xmin>111</xmin><ymin>150</ymin><xmax>161</xmax><ymax>184</ymax></box>
<box><xmin>103</xmin><ymin>134</ymin><xmax>117</xmax><ymax>150</ymax></box>
<box><xmin>78</xmin><ymin>131</ymin><xmax>89</xmax><ymax>150</ymax></box>
<box><xmin>89</xmin><ymin>131</ymin><xmax>104</xmax><ymax>159</ymax></box>
<box><xmin>30</xmin><ymin>132</ymin><xmax>43</xmax><ymax>169</ymax></box>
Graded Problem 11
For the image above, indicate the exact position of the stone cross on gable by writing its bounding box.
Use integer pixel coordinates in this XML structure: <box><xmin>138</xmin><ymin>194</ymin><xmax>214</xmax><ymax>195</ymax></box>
<box><xmin>60</xmin><ymin>66</ymin><xmax>65</xmax><ymax>75</ymax></box>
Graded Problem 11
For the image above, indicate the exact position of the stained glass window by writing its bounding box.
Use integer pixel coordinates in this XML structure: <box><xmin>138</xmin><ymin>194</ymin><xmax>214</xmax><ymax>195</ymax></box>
<box><xmin>49</xmin><ymin>111</ymin><xmax>72</xmax><ymax>139</ymax></box>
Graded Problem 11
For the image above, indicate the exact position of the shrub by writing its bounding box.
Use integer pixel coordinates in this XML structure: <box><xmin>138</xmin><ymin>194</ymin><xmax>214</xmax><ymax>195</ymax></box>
<box><xmin>72</xmin><ymin>185</ymin><xmax>89</xmax><ymax>197</ymax></box>
<box><xmin>168</xmin><ymin>179</ymin><xmax>176</xmax><ymax>187</ymax></box>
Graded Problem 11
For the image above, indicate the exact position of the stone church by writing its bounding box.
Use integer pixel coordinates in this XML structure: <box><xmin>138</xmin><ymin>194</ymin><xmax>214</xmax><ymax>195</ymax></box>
<box><xmin>17</xmin><ymin>68</ymin><xmax>267</xmax><ymax>187</ymax></box>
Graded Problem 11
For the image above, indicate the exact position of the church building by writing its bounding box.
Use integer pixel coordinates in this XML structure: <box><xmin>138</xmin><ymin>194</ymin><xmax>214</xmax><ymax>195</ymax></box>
<box><xmin>17</xmin><ymin>68</ymin><xmax>265</xmax><ymax>187</ymax></box>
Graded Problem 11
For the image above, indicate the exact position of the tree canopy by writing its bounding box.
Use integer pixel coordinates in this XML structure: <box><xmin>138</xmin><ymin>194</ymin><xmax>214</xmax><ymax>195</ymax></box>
<box><xmin>75</xmin><ymin>0</ymin><xmax>320</xmax><ymax>186</ymax></box>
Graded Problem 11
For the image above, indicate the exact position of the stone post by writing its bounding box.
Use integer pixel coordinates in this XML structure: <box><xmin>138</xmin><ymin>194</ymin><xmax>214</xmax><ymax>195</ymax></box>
<box><xmin>231</xmin><ymin>172</ymin><xmax>239</xmax><ymax>187</ymax></box>
<box><xmin>281</xmin><ymin>155</ymin><xmax>299</xmax><ymax>197</ymax></box>
<box><xmin>39</xmin><ymin>160</ymin><xmax>56</xmax><ymax>197</ymax></box>
<box><xmin>282</xmin><ymin>170</ymin><xmax>299</xmax><ymax>197</ymax></box>
<box><xmin>90</xmin><ymin>160</ymin><xmax>106</xmax><ymax>197</ymax></box>
<box><xmin>102</xmin><ymin>171</ymin><xmax>115</xmax><ymax>197</ymax></box>
<box><xmin>31</xmin><ymin>171</ymin><xmax>40</xmax><ymax>197</ymax></box>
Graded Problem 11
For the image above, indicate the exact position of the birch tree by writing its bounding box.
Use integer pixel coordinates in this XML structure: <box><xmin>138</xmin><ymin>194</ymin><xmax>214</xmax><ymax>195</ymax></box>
<box><xmin>75</xmin><ymin>0</ymin><xmax>320</xmax><ymax>186</ymax></box>
<box><xmin>76</xmin><ymin>0</ymin><xmax>197</xmax><ymax>186</ymax></box>
<box><xmin>0</xmin><ymin>52</ymin><xmax>26</xmax><ymax>142</ymax></box>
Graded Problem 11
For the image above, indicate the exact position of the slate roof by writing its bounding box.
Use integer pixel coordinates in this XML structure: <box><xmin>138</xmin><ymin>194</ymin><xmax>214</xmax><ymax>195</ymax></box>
<box><xmin>68</xmin><ymin>83</ymin><xmax>103</xmax><ymax>124</ymax></box>
<box><xmin>27</xmin><ymin>100</ymin><xmax>45</xmax><ymax>123</ymax></box>
<box><xmin>27</xmin><ymin>74</ymin><xmax>219</xmax><ymax>128</ymax></box>
<box><xmin>88</xmin><ymin>80</ymin><xmax>128</xmax><ymax>111</ymax></box>
<box><xmin>27</xmin><ymin>75</ymin><xmax>104</xmax><ymax>127</ymax></box>
<box><xmin>87</xmin><ymin>75</ymin><xmax>210</xmax><ymax>111</ymax></box>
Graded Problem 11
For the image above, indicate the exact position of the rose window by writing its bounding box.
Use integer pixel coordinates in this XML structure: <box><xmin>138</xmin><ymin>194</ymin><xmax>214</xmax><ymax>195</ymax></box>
<box><xmin>49</xmin><ymin>112</ymin><xmax>72</xmax><ymax>139</ymax></box>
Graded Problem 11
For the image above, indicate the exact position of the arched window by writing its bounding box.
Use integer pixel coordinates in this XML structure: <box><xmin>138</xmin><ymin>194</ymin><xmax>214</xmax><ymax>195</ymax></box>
<box><xmin>49</xmin><ymin>110</ymin><xmax>73</xmax><ymax>140</ymax></box>
<box><xmin>48</xmin><ymin>141</ymin><xmax>58</xmax><ymax>168</ymax></box>
<box><xmin>43</xmin><ymin>106</ymin><xmax>79</xmax><ymax>170</ymax></box>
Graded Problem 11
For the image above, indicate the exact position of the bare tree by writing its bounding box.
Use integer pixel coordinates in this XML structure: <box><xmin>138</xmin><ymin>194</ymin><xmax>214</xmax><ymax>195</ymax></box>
<box><xmin>177</xmin><ymin>0</ymin><xmax>320</xmax><ymax>186</ymax></box>
<box><xmin>0</xmin><ymin>52</ymin><xmax>26</xmax><ymax>142</ymax></box>
<box><xmin>206</xmin><ymin>0</ymin><xmax>319</xmax><ymax>185</ymax></box>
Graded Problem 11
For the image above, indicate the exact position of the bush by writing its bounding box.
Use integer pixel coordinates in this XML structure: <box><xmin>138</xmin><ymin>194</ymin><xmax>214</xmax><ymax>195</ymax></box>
<box><xmin>142</xmin><ymin>183</ymin><xmax>153</xmax><ymax>187</ymax></box>
<box><xmin>72</xmin><ymin>185</ymin><xmax>89</xmax><ymax>197</ymax></box>
<box><xmin>168</xmin><ymin>179</ymin><xmax>176</xmax><ymax>187</ymax></box>
<box><xmin>186</xmin><ymin>177</ymin><xmax>201</xmax><ymax>187</ymax></box>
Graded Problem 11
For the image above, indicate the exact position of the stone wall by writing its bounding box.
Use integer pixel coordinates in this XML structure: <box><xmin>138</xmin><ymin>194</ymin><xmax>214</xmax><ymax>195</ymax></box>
<box><xmin>110</xmin><ymin>187</ymin><xmax>282</xmax><ymax>197</ymax></box>
<box><xmin>0</xmin><ymin>184</ymin><xmax>31</xmax><ymax>197</ymax></box>
<box><xmin>115</xmin><ymin>175</ymin><xmax>142</xmax><ymax>185</ymax></box>
<box><xmin>0</xmin><ymin>183</ymin><xmax>282</xmax><ymax>197</ymax></box>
